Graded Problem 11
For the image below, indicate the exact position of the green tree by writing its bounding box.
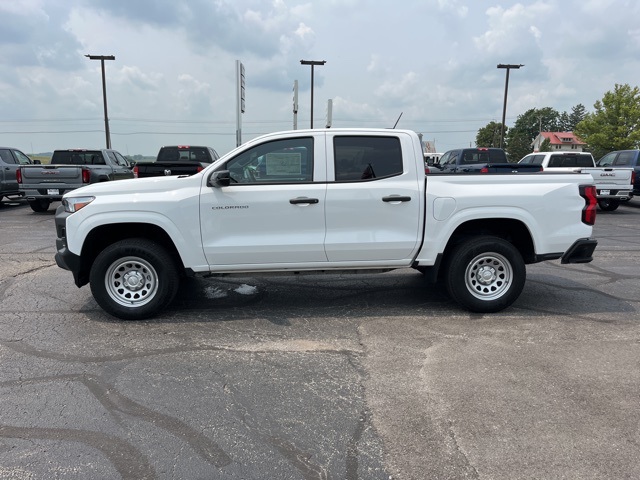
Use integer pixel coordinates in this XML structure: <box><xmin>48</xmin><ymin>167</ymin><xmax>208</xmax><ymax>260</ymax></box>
<box><xmin>574</xmin><ymin>83</ymin><xmax>640</xmax><ymax>159</ymax></box>
<box><xmin>557</xmin><ymin>104</ymin><xmax>587</xmax><ymax>131</ymax></box>
<box><xmin>505</xmin><ymin>107</ymin><xmax>561</xmax><ymax>160</ymax></box>
<box><xmin>568</xmin><ymin>103</ymin><xmax>587</xmax><ymax>130</ymax></box>
<box><xmin>539</xmin><ymin>138</ymin><xmax>552</xmax><ymax>152</ymax></box>
<box><xmin>476</xmin><ymin>121</ymin><xmax>506</xmax><ymax>147</ymax></box>
<box><xmin>558</xmin><ymin>111</ymin><xmax>571</xmax><ymax>131</ymax></box>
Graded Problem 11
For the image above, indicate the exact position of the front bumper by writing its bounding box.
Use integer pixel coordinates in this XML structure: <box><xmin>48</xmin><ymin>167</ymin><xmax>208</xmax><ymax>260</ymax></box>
<box><xmin>54</xmin><ymin>205</ymin><xmax>86</xmax><ymax>287</ymax></box>
<box><xmin>561</xmin><ymin>238</ymin><xmax>598</xmax><ymax>264</ymax></box>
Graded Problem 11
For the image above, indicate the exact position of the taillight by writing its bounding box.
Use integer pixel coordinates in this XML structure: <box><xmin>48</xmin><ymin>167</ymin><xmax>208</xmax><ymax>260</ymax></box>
<box><xmin>81</xmin><ymin>167</ymin><xmax>91</xmax><ymax>184</ymax></box>
<box><xmin>424</xmin><ymin>165</ymin><xmax>430</xmax><ymax>174</ymax></box>
<box><xmin>632</xmin><ymin>170</ymin><xmax>636</xmax><ymax>186</ymax></box>
<box><xmin>133</xmin><ymin>165</ymin><xmax>139</xmax><ymax>178</ymax></box>
<box><xmin>579</xmin><ymin>184</ymin><xmax>597</xmax><ymax>225</ymax></box>
<box><xmin>480</xmin><ymin>167</ymin><xmax>489</xmax><ymax>173</ymax></box>
<box><xmin>16</xmin><ymin>168</ymin><xmax>22</xmax><ymax>184</ymax></box>
<box><xmin>197</xmin><ymin>165</ymin><xmax>204</xmax><ymax>173</ymax></box>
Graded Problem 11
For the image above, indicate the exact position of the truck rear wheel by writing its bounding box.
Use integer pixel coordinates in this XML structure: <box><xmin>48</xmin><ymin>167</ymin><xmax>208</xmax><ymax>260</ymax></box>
<box><xmin>444</xmin><ymin>236</ymin><xmax>525</xmax><ymax>313</ymax></box>
<box><xmin>28</xmin><ymin>199</ymin><xmax>51</xmax><ymax>212</ymax></box>
<box><xmin>597</xmin><ymin>199</ymin><xmax>619</xmax><ymax>211</ymax></box>
<box><xmin>89</xmin><ymin>238</ymin><xmax>180</xmax><ymax>320</ymax></box>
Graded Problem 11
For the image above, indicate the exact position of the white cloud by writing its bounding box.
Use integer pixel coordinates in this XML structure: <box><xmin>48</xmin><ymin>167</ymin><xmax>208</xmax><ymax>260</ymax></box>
<box><xmin>1</xmin><ymin>0</ymin><xmax>640</xmax><ymax>156</ymax></box>
<box><xmin>474</xmin><ymin>3</ymin><xmax>552</xmax><ymax>55</ymax></box>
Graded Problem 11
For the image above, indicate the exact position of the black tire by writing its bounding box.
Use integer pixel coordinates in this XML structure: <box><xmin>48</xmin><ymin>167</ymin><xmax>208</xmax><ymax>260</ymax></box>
<box><xmin>444</xmin><ymin>236</ymin><xmax>526</xmax><ymax>313</ymax></box>
<box><xmin>89</xmin><ymin>238</ymin><xmax>180</xmax><ymax>320</ymax></box>
<box><xmin>28</xmin><ymin>199</ymin><xmax>51</xmax><ymax>212</ymax></box>
<box><xmin>598</xmin><ymin>199</ymin><xmax>619</xmax><ymax>211</ymax></box>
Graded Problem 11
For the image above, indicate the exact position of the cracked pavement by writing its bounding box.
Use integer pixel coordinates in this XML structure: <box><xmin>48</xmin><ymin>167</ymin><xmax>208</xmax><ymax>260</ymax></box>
<box><xmin>0</xmin><ymin>197</ymin><xmax>639</xmax><ymax>479</ymax></box>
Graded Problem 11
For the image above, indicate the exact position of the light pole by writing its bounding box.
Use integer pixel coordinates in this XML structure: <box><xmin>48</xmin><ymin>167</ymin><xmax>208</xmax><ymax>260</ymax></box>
<box><xmin>497</xmin><ymin>63</ymin><xmax>524</xmax><ymax>149</ymax></box>
<box><xmin>85</xmin><ymin>54</ymin><xmax>115</xmax><ymax>149</ymax></box>
<box><xmin>300</xmin><ymin>60</ymin><xmax>326</xmax><ymax>128</ymax></box>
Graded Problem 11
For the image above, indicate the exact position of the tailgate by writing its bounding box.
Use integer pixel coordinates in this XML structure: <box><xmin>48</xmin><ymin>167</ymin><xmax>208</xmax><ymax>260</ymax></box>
<box><xmin>138</xmin><ymin>162</ymin><xmax>202</xmax><ymax>177</ymax></box>
<box><xmin>20</xmin><ymin>165</ymin><xmax>83</xmax><ymax>184</ymax></box>
<box><xmin>583</xmin><ymin>167</ymin><xmax>633</xmax><ymax>186</ymax></box>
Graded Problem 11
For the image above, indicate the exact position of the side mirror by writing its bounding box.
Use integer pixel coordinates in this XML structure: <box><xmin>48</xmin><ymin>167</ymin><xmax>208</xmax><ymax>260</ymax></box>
<box><xmin>209</xmin><ymin>170</ymin><xmax>231</xmax><ymax>187</ymax></box>
<box><xmin>33</xmin><ymin>159</ymin><xmax>41</xmax><ymax>164</ymax></box>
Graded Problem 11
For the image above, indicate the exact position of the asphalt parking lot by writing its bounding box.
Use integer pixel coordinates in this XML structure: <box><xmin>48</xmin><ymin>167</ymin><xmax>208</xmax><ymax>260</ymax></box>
<box><xmin>1</xmin><ymin>197</ymin><xmax>639</xmax><ymax>480</ymax></box>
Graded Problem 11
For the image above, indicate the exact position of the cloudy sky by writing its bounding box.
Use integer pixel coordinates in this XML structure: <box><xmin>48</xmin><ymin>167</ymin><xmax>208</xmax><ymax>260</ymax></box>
<box><xmin>1</xmin><ymin>0</ymin><xmax>638</xmax><ymax>156</ymax></box>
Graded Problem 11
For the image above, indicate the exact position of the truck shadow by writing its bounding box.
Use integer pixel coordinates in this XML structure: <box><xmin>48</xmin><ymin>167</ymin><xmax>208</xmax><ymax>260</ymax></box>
<box><xmin>117</xmin><ymin>269</ymin><xmax>635</xmax><ymax>324</ymax></box>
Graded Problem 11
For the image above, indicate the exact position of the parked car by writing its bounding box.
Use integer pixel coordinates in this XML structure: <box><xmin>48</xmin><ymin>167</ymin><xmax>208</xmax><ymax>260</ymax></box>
<box><xmin>132</xmin><ymin>145</ymin><xmax>220</xmax><ymax>178</ymax></box>
<box><xmin>54</xmin><ymin>128</ymin><xmax>597</xmax><ymax>320</ymax></box>
<box><xmin>428</xmin><ymin>147</ymin><xmax>540</xmax><ymax>174</ymax></box>
<box><xmin>518</xmin><ymin>151</ymin><xmax>634</xmax><ymax>211</ymax></box>
<box><xmin>17</xmin><ymin>148</ymin><xmax>134</xmax><ymax>212</ymax></box>
<box><xmin>596</xmin><ymin>150</ymin><xmax>640</xmax><ymax>195</ymax></box>
<box><xmin>0</xmin><ymin>147</ymin><xmax>40</xmax><ymax>203</ymax></box>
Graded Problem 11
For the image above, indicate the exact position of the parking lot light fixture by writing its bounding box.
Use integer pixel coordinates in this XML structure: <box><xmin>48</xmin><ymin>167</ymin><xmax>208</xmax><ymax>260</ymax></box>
<box><xmin>497</xmin><ymin>63</ymin><xmax>524</xmax><ymax>149</ymax></box>
<box><xmin>85</xmin><ymin>54</ymin><xmax>115</xmax><ymax>149</ymax></box>
<box><xmin>300</xmin><ymin>60</ymin><xmax>326</xmax><ymax>129</ymax></box>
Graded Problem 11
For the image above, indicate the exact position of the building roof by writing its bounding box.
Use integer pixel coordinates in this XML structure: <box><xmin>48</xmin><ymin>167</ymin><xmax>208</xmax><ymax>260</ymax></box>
<box><xmin>538</xmin><ymin>131</ymin><xmax>586</xmax><ymax>145</ymax></box>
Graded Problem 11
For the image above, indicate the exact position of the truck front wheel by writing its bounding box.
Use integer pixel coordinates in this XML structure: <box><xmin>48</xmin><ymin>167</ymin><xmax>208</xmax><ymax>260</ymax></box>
<box><xmin>444</xmin><ymin>236</ymin><xmax>525</xmax><ymax>313</ymax></box>
<box><xmin>89</xmin><ymin>239</ymin><xmax>180</xmax><ymax>320</ymax></box>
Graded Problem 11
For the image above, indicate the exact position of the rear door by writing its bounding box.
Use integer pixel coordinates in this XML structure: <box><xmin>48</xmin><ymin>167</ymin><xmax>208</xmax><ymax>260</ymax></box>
<box><xmin>0</xmin><ymin>149</ymin><xmax>18</xmax><ymax>194</ymax></box>
<box><xmin>324</xmin><ymin>133</ymin><xmax>422</xmax><ymax>262</ymax></box>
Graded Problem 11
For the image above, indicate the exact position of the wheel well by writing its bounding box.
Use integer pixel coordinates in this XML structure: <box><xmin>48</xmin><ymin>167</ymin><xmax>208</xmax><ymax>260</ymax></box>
<box><xmin>77</xmin><ymin>223</ymin><xmax>185</xmax><ymax>286</ymax></box>
<box><xmin>443</xmin><ymin>218</ymin><xmax>535</xmax><ymax>264</ymax></box>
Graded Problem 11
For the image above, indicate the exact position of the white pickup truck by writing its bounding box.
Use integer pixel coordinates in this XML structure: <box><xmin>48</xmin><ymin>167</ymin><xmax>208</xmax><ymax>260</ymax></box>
<box><xmin>54</xmin><ymin>128</ymin><xmax>598</xmax><ymax>320</ymax></box>
<box><xmin>518</xmin><ymin>151</ymin><xmax>634</xmax><ymax>211</ymax></box>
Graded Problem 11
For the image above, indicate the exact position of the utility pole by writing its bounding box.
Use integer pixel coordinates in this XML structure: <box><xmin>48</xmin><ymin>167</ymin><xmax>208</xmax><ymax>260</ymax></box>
<box><xmin>497</xmin><ymin>63</ymin><xmax>524</xmax><ymax>149</ymax></box>
<box><xmin>85</xmin><ymin>54</ymin><xmax>115</xmax><ymax>149</ymax></box>
<box><xmin>300</xmin><ymin>60</ymin><xmax>326</xmax><ymax>128</ymax></box>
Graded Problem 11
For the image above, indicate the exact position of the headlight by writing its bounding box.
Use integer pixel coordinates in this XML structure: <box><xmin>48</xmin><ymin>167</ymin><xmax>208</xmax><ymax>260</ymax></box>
<box><xmin>62</xmin><ymin>196</ymin><xmax>95</xmax><ymax>213</ymax></box>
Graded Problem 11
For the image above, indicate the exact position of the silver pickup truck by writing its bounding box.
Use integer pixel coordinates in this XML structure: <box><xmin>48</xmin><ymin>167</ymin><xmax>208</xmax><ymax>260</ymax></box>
<box><xmin>519</xmin><ymin>151</ymin><xmax>634</xmax><ymax>211</ymax></box>
<box><xmin>18</xmin><ymin>148</ymin><xmax>134</xmax><ymax>212</ymax></box>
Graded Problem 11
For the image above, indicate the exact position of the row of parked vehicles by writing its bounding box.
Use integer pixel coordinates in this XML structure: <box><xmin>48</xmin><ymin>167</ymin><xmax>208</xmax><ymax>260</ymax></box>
<box><xmin>426</xmin><ymin>147</ymin><xmax>640</xmax><ymax>211</ymax></box>
<box><xmin>0</xmin><ymin>144</ymin><xmax>220</xmax><ymax>212</ymax></box>
<box><xmin>3</xmin><ymin>142</ymin><xmax>639</xmax><ymax>213</ymax></box>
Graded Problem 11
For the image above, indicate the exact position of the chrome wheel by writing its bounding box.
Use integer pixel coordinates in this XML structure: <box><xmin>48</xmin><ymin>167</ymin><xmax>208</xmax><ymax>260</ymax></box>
<box><xmin>104</xmin><ymin>256</ymin><xmax>159</xmax><ymax>307</ymax></box>
<box><xmin>464</xmin><ymin>252</ymin><xmax>513</xmax><ymax>301</ymax></box>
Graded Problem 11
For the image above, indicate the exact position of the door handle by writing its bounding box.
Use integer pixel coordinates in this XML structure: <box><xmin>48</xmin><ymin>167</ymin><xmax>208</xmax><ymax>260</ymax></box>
<box><xmin>290</xmin><ymin>197</ymin><xmax>319</xmax><ymax>205</ymax></box>
<box><xmin>382</xmin><ymin>195</ymin><xmax>411</xmax><ymax>203</ymax></box>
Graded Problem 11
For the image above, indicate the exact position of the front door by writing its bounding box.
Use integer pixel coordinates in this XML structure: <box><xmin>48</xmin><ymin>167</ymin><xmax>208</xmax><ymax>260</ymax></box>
<box><xmin>199</xmin><ymin>134</ymin><xmax>328</xmax><ymax>267</ymax></box>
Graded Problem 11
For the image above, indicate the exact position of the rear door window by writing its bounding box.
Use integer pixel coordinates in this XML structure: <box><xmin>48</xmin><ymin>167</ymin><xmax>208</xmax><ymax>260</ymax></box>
<box><xmin>0</xmin><ymin>149</ymin><xmax>16</xmax><ymax>164</ymax></box>
<box><xmin>333</xmin><ymin>136</ymin><xmax>403</xmax><ymax>181</ymax></box>
<box><xmin>615</xmin><ymin>151</ymin><xmax>635</xmax><ymax>166</ymax></box>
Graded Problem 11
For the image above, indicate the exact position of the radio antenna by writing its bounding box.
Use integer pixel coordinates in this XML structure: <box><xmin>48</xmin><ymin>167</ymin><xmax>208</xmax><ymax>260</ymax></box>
<box><xmin>392</xmin><ymin>112</ymin><xmax>403</xmax><ymax>129</ymax></box>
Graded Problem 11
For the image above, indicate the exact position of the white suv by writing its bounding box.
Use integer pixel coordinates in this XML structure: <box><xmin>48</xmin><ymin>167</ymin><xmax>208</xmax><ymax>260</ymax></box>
<box><xmin>518</xmin><ymin>152</ymin><xmax>595</xmax><ymax>170</ymax></box>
